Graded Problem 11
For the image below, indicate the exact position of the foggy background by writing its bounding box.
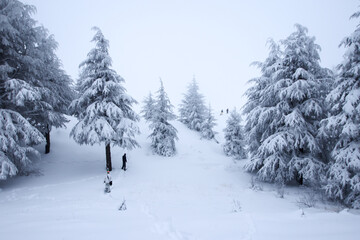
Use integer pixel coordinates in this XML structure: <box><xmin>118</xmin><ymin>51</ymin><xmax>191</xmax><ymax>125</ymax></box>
<box><xmin>23</xmin><ymin>0</ymin><xmax>358</xmax><ymax>113</ymax></box>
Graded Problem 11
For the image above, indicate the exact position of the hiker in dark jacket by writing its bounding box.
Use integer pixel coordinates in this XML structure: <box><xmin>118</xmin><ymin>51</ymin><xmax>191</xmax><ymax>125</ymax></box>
<box><xmin>122</xmin><ymin>153</ymin><xmax>127</xmax><ymax>171</ymax></box>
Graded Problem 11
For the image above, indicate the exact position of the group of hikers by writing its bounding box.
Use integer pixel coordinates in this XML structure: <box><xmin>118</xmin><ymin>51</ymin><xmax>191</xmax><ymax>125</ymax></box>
<box><xmin>104</xmin><ymin>153</ymin><xmax>127</xmax><ymax>193</ymax></box>
<box><xmin>220</xmin><ymin>109</ymin><xmax>229</xmax><ymax>115</ymax></box>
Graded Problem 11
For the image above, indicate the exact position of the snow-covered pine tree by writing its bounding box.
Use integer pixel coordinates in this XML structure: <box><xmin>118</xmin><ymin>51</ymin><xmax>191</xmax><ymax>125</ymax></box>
<box><xmin>0</xmin><ymin>0</ymin><xmax>63</xmax><ymax>179</ymax></box>
<box><xmin>0</xmin><ymin>0</ymin><xmax>74</xmax><ymax>155</ymax></box>
<box><xmin>30</xmin><ymin>27</ymin><xmax>74</xmax><ymax>154</ymax></box>
<box><xmin>243</xmin><ymin>39</ymin><xmax>281</xmax><ymax>155</ymax></box>
<box><xmin>200</xmin><ymin>104</ymin><xmax>217</xmax><ymax>141</ymax></box>
<box><xmin>224</xmin><ymin>108</ymin><xmax>246</xmax><ymax>160</ymax></box>
<box><xmin>69</xmin><ymin>27</ymin><xmax>140</xmax><ymax>171</ymax></box>
<box><xmin>141</xmin><ymin>92</ymin><xmax>155</xmax><ymax>122</ymax></box>
<box><xmin>179</xmin><ymin>77</ymin><xmax>206</xmax><ymax>131</ymax></box>
<box><xmin>149</xmin><ymin>80</ymin><xmax>178</xmax><ymax>156</ymax></box>
<box><xmin>319</xmin><ymin>11</ymin><xmax>360</xmax><ymax>208</ymax></box>
<box><xmin>244</xmin><ymin>24</ymin><xmax>332</xmax><ymax>185</ymax></box>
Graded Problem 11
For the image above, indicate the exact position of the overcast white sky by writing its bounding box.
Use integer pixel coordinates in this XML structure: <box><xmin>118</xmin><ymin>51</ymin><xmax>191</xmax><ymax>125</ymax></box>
<box><xmin>24</xmin><ymin>0</ymin><xmax>358</xmax><ymax>113</ymax></box>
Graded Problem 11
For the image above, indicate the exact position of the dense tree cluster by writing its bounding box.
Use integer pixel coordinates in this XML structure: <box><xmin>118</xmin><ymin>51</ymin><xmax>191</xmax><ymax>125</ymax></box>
<box><xmin>244</xmin><ymin>19</ymin><xmax>360</xmax><ymax>208</ymax></box>
<box><xmin>178</xmin><ymin>77</ymin><xmax>218</xmax><ymax>142</ymax></box>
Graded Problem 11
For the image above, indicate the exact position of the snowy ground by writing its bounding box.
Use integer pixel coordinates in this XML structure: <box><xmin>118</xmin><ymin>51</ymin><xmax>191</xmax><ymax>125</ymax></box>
<box><xmin>0</xmin><ymin>115</ymin><xmax>359</xmax><ymax>240</ymax></box>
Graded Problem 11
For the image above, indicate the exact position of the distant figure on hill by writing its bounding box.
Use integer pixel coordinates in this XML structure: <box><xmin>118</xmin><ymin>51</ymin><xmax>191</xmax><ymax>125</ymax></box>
<box><xmin>220</xmin><ymin>109</ymin><xmax>223</xmax><ymax>115</ymax></box>
<box><xmin>104</xmin><ymin>170</ymin><xmax>112</xmax><ymax>193</ymax></box>
<box><xmin>226</xmin><ymin>108</ymin><xmax>229</xmax><ymax>114</ymax></box>
<box><xmin>122</xmin><ymin>153</ymin><xmax>127</xmax><ymax>171</ymax></box>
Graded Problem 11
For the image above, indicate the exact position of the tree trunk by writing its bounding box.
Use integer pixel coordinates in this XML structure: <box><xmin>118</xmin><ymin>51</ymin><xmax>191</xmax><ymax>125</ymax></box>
<box><xmin>106</xmin><ymin>143</ymin><xmax>112</xmax><ymax>171</ymax></box>
<box><xmin>45</xmin><ymin>125</ymin><xmax>50</xmax><ymax>154</ymax></box>
<box><xmin>296</xmin><ymin>173</ymin><xmax>304</xmax><ymax>185</ymax></box>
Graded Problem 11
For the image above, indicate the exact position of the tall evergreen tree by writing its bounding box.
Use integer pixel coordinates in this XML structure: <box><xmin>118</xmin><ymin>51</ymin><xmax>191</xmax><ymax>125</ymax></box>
<box><xmin>243</xmin><ymin>39</ymin><xmax>281</xmax><ymax>154</ymax></box>
<box><xmin>244</xmin><ymin>25</ymin><xmax>332</xmax><ymax>185</ymax></box>
<box><xmin>1</xmin><ymin>0</ymin><xmax>73</xmax><ymax>178</ymax></box>
<box><xmin>69</xmin><ymin>27</ymin><xmax>139</xmax><ymax>171</ymax></box>
<box><xmin>0</xmin><ymin>0</ymin><xmax>74</xmax><ymax>155</ymax></box>
<box><xmin>223</xmin><ymin>108</ymin><xmax>246</xmax><ymax>160</ymax></box>
<box><xmin>319</xmin><ymin>11</ymin><xmax>360</xmax><ymax>208</ymax></box>
<box><xmin>30</xmin><ymin>28</ymin><xmax>74</xmax><ymax>154</ymax></box>
<box><xmin>141</xmin><ymin>92</ymin><xmax>155</xmax><ymax>122</ymax></box>
<box><xmin>179</xmin><ymin>77</ymin><xmax>206</xmax><ymax>131</ymax></box>
<box><xmin>200</xmin><ymin>104</ymin><xmax>217</xmax><ymax>141</ymax></box>
<box><xmin>149</xmin><ymin>80</ymin><xmax>178</xmax><ymax>157</ymax></box>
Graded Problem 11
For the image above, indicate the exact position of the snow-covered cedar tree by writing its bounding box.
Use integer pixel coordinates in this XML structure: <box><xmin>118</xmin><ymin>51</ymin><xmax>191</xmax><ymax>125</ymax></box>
<box><xmin>30</xmin><ymin>28</ymin><xmax>75</xmax><ymax>154</ymax></box>
<box><xmin>0</xmin><ymin>0</ymin><xmax>61</xmax><ymax>179</ymax></box>
<box><xmin>179</xmin><ymin>77</ymin><xmax>207</xmax><ymax>131</ymax></box>
<box><xmin>244</xmin><ymin>24</ymin><xmax>333</xmax><ymax>185</ymax></box>
<box><xmin>243</xmin><ymin>39</ymin><xmax>281</xmax><ymax>155</ymax></box>
<box><xmin>141</xmin><ymin>92</ymin><xmax>155</xmax><ymax>122</ymax></box>
<box><xmin>69</xmin><ymin>27</ymin><xmax>140</xmax><ymax>171</ymax></box>
<box><xmin>223</xmin><ymin>108</ymin><xmax>247</xmax><ymax>160</ymax></box>
<box><xmin>200</xmin><ymin>104</ymin><xmax>218</xmax><ymax>141</ymax></box>
<box><xmin>319</xmin><ymin>11</ymin><xmax>360</xmax><ymax>208</ymax></box>
<box><xmin>149</xmin><ymin>80</ymin><xmax>178</xmax><ymax>157</ymax></box>
<box><xmin>0</xmin><ymin>0</ymin><xmax>74</xmax><ymax>155</ymax></box>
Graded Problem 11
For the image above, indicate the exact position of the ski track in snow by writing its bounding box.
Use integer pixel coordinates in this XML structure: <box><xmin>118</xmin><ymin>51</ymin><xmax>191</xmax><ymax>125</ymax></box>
<box><xmin>0</xmin><ymin>116</ymin><xmax>359</xmax><ymax>240</ymax></box>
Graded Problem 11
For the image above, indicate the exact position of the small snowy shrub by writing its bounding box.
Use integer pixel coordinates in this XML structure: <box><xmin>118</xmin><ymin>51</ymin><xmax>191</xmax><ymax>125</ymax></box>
<box><xmin>276</xmin><ymin>182</ymin><xmax>285</xmax><ymax>198</ymax></box>
<box><xmin>232</xmin><ymin>199</ymin><xmax>242</xmax><ymax>212</ymax></box>
<box><xmin>250</xmin><ymin>176</ymin><xmax>263</xmax><ymax>191</ymax></box>
<box><xmin>297</xmin><ymin>189</ymin><xmax>317</xmax><ymax>208</ymax></box>
<box><xmin>119</xmin><ymin>199</ymin><xmax>127</xmax><ymax>211</ymax></box>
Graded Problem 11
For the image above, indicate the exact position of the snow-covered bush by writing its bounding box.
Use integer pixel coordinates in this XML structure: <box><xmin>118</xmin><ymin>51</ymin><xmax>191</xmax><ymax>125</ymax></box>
<box><xmin>232</xmin><ymin>199</ymin><xmax>242</xmax><ymax>212</ymax></box>
<box><xmin>276</xmin><ymin>182</ymin><xmax>285</xmax><ymax>198</ymax></box>
<box><xmin>250</xmin><ymin>176</ymin><xmax>263</xmax><ymax>191</ymax></box>
<box><xmin>297</xmin><ymin>189</ymin><xmax>318</xmax><ymax>208</ymax></box>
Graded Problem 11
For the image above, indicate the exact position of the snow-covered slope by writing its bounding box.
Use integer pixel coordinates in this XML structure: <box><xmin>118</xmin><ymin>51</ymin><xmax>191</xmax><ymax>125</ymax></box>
<box><xmin>0</xmin><ymin>115</ymin><xmax>359</xmax><ymax>240</ymax></box>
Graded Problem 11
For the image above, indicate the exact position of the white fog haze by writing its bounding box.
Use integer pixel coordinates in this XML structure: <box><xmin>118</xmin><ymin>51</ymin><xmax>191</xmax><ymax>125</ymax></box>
<box><xmin>23</xmin><ymin>0</ymin><xmax>357</xmax><ymax>112</ymax></box>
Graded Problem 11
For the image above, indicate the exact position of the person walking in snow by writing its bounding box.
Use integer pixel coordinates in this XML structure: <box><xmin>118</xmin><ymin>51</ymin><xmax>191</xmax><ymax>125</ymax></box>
<box><xmin>104</xmin><ymin>170</ymin><xmax>112</xmax><ymax>193</ymax></box>
<box><xmin>122</xmin><ymin>153</ymin><xmax>127</xmax><ymax>171</ymax></box>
